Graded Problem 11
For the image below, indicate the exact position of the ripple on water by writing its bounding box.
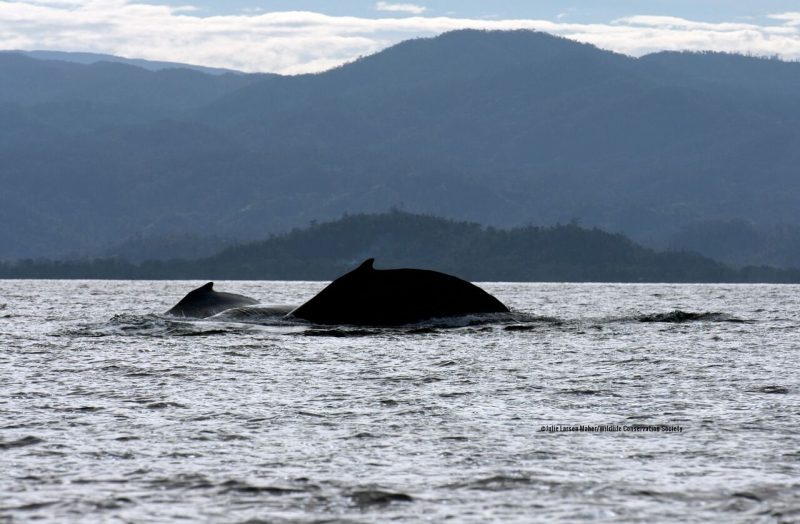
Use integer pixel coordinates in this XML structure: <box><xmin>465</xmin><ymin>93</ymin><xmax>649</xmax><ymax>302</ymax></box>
<box><xmin>1</xmin><ymin>280</ymin><xmax>799</xmax><ymax>522</ymax></box>
<box><xmin>0</xmin><ymin>436</ymin><xmax>43</xmax><ymax>450</ymax></box>
<box><xmin>347</xmin><ymin>489</ymin><xmax>414</xmax><ymax>507</ymax></box>
<box><xmin>749</xmin><ymin>385</ymin><xmax>790</xmax><ymax>394</ymax></box>
<box><xmin>635</xmin><ymin>310</ymin><xmax>749</xmax><ymax>323</ymax></box>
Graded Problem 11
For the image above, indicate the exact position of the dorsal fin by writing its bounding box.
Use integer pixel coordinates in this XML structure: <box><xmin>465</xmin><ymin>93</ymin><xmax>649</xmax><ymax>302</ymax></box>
<box><xmin>357</xmin><ymin>258</ymin><xmax>375</xmax><ymax>271</ymax></box>
<box><xmin>200</xmin><ymin>282</ymin><xmax>214</xmax><ymax>291</ymax></box>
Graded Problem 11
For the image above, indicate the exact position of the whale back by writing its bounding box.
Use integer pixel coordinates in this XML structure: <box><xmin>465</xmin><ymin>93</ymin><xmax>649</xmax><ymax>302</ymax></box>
<box><xmin>167</xmin><ymin>282</ymin><xmax>259</xmax><ymax>318</ymax></box>
<box><xmin>290</xmin><ymin>258</ymin><xmax>509</xmax><ymax>326</ymax></box>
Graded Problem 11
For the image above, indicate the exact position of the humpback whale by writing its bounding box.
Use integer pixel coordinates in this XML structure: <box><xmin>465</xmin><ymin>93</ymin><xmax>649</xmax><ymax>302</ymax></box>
<box><xmin>166</xmin><ymin>282</ymin><xmax>258</xmax><ymax>318</ymax></box>
<box><xmin>289</xmin><ymin>258</ymin><xmax>509</xmax><ymax>326</ymax></box>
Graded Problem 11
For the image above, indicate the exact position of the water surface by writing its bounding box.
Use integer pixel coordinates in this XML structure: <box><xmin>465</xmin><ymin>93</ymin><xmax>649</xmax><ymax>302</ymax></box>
<box><xmin>1</xmin><ymin>281</ymin><xmax>798</xmax><ymax>522</ymax></box>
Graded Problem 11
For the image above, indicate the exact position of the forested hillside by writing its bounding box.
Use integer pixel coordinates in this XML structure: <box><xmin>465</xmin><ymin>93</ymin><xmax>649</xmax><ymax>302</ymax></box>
<box><xmin>2</xmin><ymin>30</ymin><xmax>799</xmax><ymax>266</ymax></box>
<box><xmin>3</xmin><ymin>212</ymin><xmax>797</xmax><ymax>282</ymax></box>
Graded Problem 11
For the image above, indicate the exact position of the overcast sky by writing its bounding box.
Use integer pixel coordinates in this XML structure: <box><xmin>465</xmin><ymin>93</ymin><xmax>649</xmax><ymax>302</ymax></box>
<box><xmin>1</xmin><ymin>0</ymin><xmax>799</xmax><ymax>73</ymax></box>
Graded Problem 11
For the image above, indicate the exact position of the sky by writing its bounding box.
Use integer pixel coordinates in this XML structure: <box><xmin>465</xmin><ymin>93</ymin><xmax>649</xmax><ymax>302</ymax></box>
<box><xmin>1</xmin><ymin>0</ymin><xmax>799</xmax><ymax>73</ymax></box>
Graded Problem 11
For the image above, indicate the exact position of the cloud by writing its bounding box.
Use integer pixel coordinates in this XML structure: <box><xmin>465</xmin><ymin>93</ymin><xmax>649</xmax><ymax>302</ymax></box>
<box><xmin>770</xmin><ymin>12</ymin><xmax>800</xmax><ymax>26</ymax></box>
<box><xmin>556</xmin><ymin>8</ymin><xmax>576</xmax><ymax>21</ymax></box>
<box><xmin>0</xmin><ymin>2</ymin><xmax>798</xmax><ymax>74</ymax></box>
<box><xmin>375</xmin><ymin>2</ymin><xmax>426</xmax><ymax>15</ymax></box>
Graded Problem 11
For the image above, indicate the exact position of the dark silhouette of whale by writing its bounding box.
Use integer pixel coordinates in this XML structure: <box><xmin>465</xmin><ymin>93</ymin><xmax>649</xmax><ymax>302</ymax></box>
<box><xmin>166</xmin><ymin>282</ymin><xmax>258</xmax><ymax>318</ymax></box>
<box><xmin>289</xmin><ymin>258</ymin><xmax>509</xmax><ymax>326</ymax></box>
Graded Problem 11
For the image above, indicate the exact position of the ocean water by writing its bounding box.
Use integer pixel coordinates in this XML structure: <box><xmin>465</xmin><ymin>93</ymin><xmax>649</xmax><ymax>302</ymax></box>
<box><xmin>1</xmin><ymin>280</ymin><xmax>798</xmax><ymax>523</ymax></box>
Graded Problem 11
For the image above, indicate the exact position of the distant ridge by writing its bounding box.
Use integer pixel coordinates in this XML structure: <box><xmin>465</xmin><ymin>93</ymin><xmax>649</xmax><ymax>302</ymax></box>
<box><xmin>0</xmin><ymin>49</ymin><xmax>241</xmax><ymax>75</ymax></box>
<box><xmin>2</xmin><ymin>212</ymin><xmax>798</xmax><ymax>282</ymax></box>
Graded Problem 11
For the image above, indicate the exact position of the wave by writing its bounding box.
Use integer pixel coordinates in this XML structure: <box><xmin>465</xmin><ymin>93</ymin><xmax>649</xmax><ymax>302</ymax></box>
<box><xmin>67</xmin><ymin>307</ymin><xmax>750</xmax><ymax>339</ymax></box>
<box><xmin>205</xmin><ymin>307</ymin><xmax>538</xmax><ymax>330</ymax></box>
<box><xmin>61</xmin><ymin>313</ymin><xmax>267</xmax><ymax>338</ymax></box>
<box><xmin>208</xmin><ymin>304</ymin><xmax>296</xmax><ymax>323</ymax></box>
<box><xmin>634</xmin><ymin>310</ymin><xmax>748</xmax><ymax>323</ymax></box>
<box><xmin>347</xmin><ymin>489</ymin><xmax>413</xmax><ymax>507</ymax></box>
<box><xmin>65</xmin><ymin>306</ymin><xmax>555</xmax><ymax>339</ymax></box>
<box><xmin>0</xmin><ymin>436</ymin><xmax>44</xmax><ymax>450</ymax></box>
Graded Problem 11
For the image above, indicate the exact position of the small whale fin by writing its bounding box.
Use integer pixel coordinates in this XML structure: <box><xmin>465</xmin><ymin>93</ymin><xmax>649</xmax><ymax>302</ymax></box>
<box><xmin>167</xmin><ymin>281</ymin><xmax>258</xmax><ymax>318</ymax></box>
<box><xmin>357</xmin><ymin>258</ymin><xmax>375</xmax><ymax>271</ymax></box>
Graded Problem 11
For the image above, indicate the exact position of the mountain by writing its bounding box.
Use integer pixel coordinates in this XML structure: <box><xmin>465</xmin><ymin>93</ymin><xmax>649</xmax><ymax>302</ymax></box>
<box><xmin>1</xmin><ymin>30</ymin><xmax>799</xmax><ymax>265</ymax></box>
<box><xmin>3</xmin><ymin>212</ymin><xmax>797</xmax><ymax>282</ymax></box>
<box><xmin>0</xmin><ymin>53</ymin><xmax>260</xmax><ymax>118</ymax></box>
<box><xmin>1</xmin><ymin>50</ymin><xmax>239</xmax><ymax>75</ymax></box>
<box><xmin>667</xmin><ymin>220</ymin><xmax>800</xmax><ymax>268</ymax></box>
<box><xmin>104</xmin><ymin>233</ymin><xmax>234</xmax><ymax>263</ymax></box>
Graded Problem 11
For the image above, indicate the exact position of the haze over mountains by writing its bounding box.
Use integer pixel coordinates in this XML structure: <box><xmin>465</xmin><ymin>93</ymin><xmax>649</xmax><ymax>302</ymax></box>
<box><xmin>0</xmin><ymin>50</ymin><xmax>239</xmax><ymax>75</ymax></box>
<box><xmin>2</xmin><ymin>30</ymin><xmax>799</xmax><ymax>266</ymax></box>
